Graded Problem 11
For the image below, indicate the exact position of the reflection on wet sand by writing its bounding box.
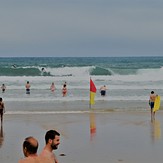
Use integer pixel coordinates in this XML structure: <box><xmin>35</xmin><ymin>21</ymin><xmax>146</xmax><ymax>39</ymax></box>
<box><xmin>89</xmin><ymin>112</ymin><xmax>96</xmax><ymax>141</ymax></box>
<box><xmin>150</xmin><ymin>119</ymin><xmax>161</xmax><ymax>143</ymax></box>
<box><xmin>0</xmin><ymin>125</ymin><xmax>4</xmax><ymax>148</ymax></box>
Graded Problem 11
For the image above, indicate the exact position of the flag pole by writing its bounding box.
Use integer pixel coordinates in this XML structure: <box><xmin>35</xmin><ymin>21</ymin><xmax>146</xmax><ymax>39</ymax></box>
<box><xmin>89</xmin><ymin>77</ymin><xmax>91</xmax><ymax>109</ymax></box>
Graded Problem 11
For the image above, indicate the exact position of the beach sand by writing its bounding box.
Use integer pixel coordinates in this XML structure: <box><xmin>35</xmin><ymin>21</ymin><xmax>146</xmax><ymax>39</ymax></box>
<box><xmin>5</xmin><ymin>100</ymin><xmax>152</xmax><ymax>112</ymax></box>
<box><xmin>1</xmin><ymin>109</ymin><xmax>163</xmax><ymax>163</ymax></box>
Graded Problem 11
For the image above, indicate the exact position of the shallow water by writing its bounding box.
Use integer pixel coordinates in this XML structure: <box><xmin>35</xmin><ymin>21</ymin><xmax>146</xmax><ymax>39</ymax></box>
<box><xmin>1</xmin><ymin>57</ymin><xmax>163</xmax><ymax>111</ymax></box>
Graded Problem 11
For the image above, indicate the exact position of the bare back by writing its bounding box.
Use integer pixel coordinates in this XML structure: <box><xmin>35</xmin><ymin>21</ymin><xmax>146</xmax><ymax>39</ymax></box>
<box><xmin>26</xmin><ymin>84</ymin><xmax>30</xmax><ymax>89</ymax></box>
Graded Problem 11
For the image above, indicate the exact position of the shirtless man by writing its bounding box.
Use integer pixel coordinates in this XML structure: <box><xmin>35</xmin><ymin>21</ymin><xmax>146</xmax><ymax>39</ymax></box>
<box><xmin>18</xmin><ymin>136</ymin><xmax>53</xmax><ymax>163</ymax></box>
<box><xmin>0</xmin><ymin>98</ymin><xmax>5</xmax><ymax>125</ymax></box>
<box><xmin>1</xmin><ymin>84</ymin><xmax>6</xmax><ymax>93</ymax></box>
<box><xmin>25</xmin><ymin>81</ymin><xmax>31</xmax><ymax>94</ymax></box>
<box><xmin>149</xmin><ymin>91</ymin><xmax>157</xmax><ymax>120</ymax></box>
<box><xmin>40</xmin><ymin>130</ymin><xmax>60</xmax><ymax>163</ymax></box>
<box><xmin>100</xmin><ymin>85</ymin><xmax>107</xmax><ymax>96</ymax></box>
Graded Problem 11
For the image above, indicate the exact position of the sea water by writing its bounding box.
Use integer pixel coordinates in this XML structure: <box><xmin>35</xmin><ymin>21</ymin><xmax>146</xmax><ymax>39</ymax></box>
<box><xmin>0</xmin><ymin>57</ymin><xmax>163</xmax><ymax>112</ymax></box>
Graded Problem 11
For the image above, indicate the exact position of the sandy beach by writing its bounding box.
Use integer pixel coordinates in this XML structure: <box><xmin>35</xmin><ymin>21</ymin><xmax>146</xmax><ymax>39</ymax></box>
<box><xmin>1</xmin><ymin>106</ymin><xmax>163</xmax><ymax>163</ymax></box>
<box><xmin>5</xmin><ymin>99</ymin><xmax>154</xmax><ymax>112</ymax></box>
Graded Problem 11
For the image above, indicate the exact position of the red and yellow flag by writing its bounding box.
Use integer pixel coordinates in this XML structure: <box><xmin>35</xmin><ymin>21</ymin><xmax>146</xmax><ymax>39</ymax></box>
<box><xmin>90</xmin><ymin>79</ymin><xmax>96</xmax><ymax>105</ymax></box>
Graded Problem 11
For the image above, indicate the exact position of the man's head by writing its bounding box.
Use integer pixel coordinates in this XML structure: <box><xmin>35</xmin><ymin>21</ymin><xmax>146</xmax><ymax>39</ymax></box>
<box><xmin>151</xmin><ymin>91</ymin><xmax>154</xmax><ymax>94</ymax></box>
<box><xmin>45</xmin><ymin>130</ymin><xmax>60</xmax><ymax>150</ymax></box>
<box><xmin>23</xmin><ymin>137</ymin><xmax>38</xmax><ymax>157</ymax></box>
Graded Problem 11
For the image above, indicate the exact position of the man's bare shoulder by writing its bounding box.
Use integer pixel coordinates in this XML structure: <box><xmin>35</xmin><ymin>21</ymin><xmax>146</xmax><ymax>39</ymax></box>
<box><xmin>38</xmin><ymin>156</ymin><xmax>54</xmax><ymax>163</ymax></box>
<box><xmin>18</xmin><ymin>156</ymin><xmax>53</xmax><ymax>163</ymax></box>
<box><xmin>18</xmin><ymin>157</ymin><xmax>33</xmax><ymax>163</ymax></box>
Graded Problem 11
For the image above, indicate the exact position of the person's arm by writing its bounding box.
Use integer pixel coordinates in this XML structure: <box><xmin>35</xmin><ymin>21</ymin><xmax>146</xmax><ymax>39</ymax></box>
<box><xmin>149</xmin><ymin>100</ymin><xmax>151</xmax><ymax>106</ymax></box>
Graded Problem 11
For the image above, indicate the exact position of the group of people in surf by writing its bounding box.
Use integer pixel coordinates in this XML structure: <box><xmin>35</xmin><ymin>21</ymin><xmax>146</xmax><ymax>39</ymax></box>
<box><xmin>50</xmin><ymin>81</ymin><xmax>67</xmax><ymax>97</ymax></box>
<box><xmin>25</xmin><ymin>81</ymin><xmax>68</xmax><ymax>97</ymax></box>
<box><xmin>26</xmin><ymin>81</ymin><xmax>108</xmax><ymax>98</ymax></box>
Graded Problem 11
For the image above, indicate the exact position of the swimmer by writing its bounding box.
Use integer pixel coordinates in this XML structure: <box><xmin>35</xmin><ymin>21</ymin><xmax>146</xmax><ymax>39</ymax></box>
<box><xmin>1</xmin><ymin>84</ymin><xmax>6</xmax><ymax>93</ymax></box>
<box><xmin>25</xmin><ymin>81</ymin><xmax>31</xmax><ymax>94</ymax></box>
<box><xmin>50</xmin><ymin>82</ymin><xmax>55</xmax><ymax>92</ymax></box>
<box><xmin>100</xmin><ymin>85</ymin><xmax>107</xmax><ymax>96</ymax></box>
<box><xmin>62</xmin><ymin>82</ymin><xmax>67</xmax><ymax>97</ymax></box>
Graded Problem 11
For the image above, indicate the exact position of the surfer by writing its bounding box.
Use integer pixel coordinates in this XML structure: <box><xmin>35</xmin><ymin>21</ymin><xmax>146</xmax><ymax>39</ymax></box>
<box><xmin>12</xmin><ymin>64</ymin><xmax>17</xmax><ymax>68</ymax></box>
<box><xmin>149</xmin><ymin>91</ymin><xmax>157</xmax><ymax>120</ymax></box>
<box><xmin>42</xmin><ymin>68</ymin><xmax>45</xmax><ymax>72</ymax></box>
<box><xmin>41</xmin><ymin>67</ymin><xmax>46</xmax><ymax>76</ymax></box>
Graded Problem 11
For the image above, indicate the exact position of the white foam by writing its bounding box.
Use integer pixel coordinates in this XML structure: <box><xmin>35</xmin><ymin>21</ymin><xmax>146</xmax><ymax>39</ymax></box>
<box><xmin>45</xmin><ymin>66</ymin><xmax>93</xmax><ymax>77</ymax></box>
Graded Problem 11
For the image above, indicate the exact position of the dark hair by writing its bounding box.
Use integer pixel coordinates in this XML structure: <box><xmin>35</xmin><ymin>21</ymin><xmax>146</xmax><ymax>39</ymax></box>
<box><xmin>23</xmin><ymin>137</ymin><xmax>38</xmax><ymax>154</ymax></box>
<box><xmin>151</xmin><ymin>91</ymin><xmax>154</xmax><ymax>94</ymax></box>
<box><xmin>0</xmin><ymin>98</ymin><xmax>2</xmax><ymax>102</ymax></box>
<box><xmin>45</xmin><ymin>130</ymin><xmax>60</xmax><ymax>144</ymax></box>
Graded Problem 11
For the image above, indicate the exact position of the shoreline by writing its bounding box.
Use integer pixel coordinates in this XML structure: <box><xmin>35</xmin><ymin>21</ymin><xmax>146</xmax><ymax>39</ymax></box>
<box><xmin>5</xmin><ymin>100</ymin><xmax>157</xmax><ymax>112</ymax></box>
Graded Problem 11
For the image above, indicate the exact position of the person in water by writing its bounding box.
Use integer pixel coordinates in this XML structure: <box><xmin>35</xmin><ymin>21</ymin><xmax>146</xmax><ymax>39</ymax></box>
<box><xmin>50</xmin><ymin>82</ymin><xmax>55</xmax><ymax>92</ymax></box>
<box><xmin>62</xmin><ymin>82</ymin><xmax>67</xmax><ymax>97</ymax></box>
<box><xmin>100</xmin><ymin>85</ymin><xmax>107</xmax><ymax>96</ymax></box>
<box><xmin>1</xmin><ymin>84</ymin><xmax>6</xmax><ymax>93</ymax></box>
<box><xmin>25</xmin><ymin>81</ymin><xmax>31</xmax><ymax>94</ymax></box>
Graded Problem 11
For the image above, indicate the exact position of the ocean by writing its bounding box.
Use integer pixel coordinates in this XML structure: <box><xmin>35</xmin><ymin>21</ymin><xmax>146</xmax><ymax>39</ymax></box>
<box><xmin>0</xmin><ymin>56</ymin><xmax>163</xmax><ymax>112</ymax></box>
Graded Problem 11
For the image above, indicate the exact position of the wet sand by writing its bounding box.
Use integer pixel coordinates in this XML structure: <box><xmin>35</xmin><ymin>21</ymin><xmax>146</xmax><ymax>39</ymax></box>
<box><xmin>1</xmin><ymin>110</ymin><xmax>163</xmax><ymax>163</ymax></box>
<box><xmin>5</xmin><ymin>99</ymin><xmax>153</xmax><ymax>112</ymax></box>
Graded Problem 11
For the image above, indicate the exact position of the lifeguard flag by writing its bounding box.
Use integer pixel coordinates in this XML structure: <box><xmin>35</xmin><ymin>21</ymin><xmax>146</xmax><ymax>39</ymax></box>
<box><xmin>90</xmin><ymin>79</ymin><xmax>96</xmax><ymax>105</ymax></box>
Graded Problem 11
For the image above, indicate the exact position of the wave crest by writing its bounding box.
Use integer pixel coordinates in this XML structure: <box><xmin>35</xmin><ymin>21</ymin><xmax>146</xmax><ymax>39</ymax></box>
<box><xmin>90</xmin><ymin>66</ymin><xmax>113</xmax><ymax>75</ymax></box>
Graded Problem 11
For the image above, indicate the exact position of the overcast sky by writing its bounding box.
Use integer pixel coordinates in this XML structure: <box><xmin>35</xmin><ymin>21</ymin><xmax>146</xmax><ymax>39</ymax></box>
<box><xmin>0</xmin><ymin>0</ymin><xmax>163</xmax><ymax>57</ymax></box>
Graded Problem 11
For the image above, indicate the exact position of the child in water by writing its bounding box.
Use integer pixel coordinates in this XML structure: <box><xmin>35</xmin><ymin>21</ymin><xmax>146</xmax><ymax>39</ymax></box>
<box><xmin>50</xmin><ymin>82</ymin><xmax>55</xmax><ymax>92</ymax></box>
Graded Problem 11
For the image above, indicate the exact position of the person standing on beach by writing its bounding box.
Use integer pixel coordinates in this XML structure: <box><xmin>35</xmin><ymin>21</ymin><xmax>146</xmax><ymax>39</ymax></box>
<box><xmin>40</xmin><ymin>130</ymin><xmax>60</xmax><ymax>163</ymax></box>
<box><xmin>25</xmin><ymin>81</ymin><xmax>31</xmax><ymax>94</ymax></box>
<box><xmin>149</xmin><ymin>91</ymin><xmax>157</xmax><ymax>120</ymax></box>
<box><xmin>100</xmin><ymin>85</ymin><xmax>107</xmax><ymax>96</ymax></box>
<box><xmin>18</xmin><ymin>136</ymin><xmax>53</xmax><ymax>163</ymax></box>
<box><xmin>0</xmin><ymin>98</ymin><xmax>5</xmax><ymax>125</ymax></box>
<box><xmin>50</xmin><ymin>82</ymin><xmax>56</xmax><ymax>92</ymax></box>
<box><xmin>62</xmin><ymin>82</ymin><xmax>67</xmax><ymax>97</ymax></box>
<box><xmin>1</xmin><ymin>84</ymin><xmax>6</xmax><ymax>93</ymax></box>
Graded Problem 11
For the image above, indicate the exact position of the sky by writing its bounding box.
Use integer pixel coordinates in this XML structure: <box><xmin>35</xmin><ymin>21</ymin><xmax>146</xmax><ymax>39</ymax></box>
<box><xmin>0</xmin><ymin>0</ymin><xmax>163</xmax><ymax>57</ymax></box>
